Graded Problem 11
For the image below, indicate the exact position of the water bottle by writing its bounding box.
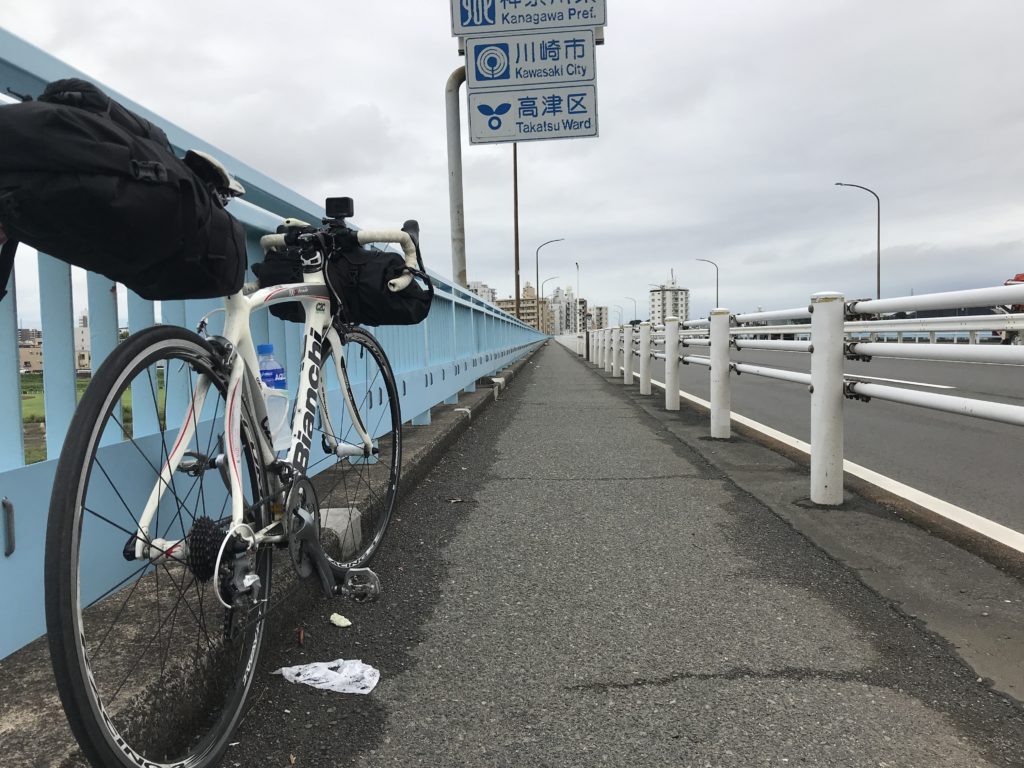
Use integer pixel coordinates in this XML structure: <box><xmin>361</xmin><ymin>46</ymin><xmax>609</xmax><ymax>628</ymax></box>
<box><xmin>257</xmin><ymin>344</ymin><xmax>289</xmax><ymax>450</ymax></box>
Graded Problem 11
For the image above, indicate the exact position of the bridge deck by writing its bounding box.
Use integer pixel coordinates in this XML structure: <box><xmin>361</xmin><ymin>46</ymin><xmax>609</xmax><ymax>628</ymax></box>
<box><xmin>3</xmin><ymin>342</ymin><xmax>1023</xmax><ymax>766</ymax></box>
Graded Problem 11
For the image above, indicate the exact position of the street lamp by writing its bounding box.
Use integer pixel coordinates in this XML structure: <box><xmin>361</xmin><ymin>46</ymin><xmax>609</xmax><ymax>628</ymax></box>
<box><xmin>611</xmin><ymin>304</ymin><xmax>623</xmax><ymax>325</ymax></box>
<box><xmin>575</xmin><ymin>261</ymin><xmax>581</xmax><ymax>332</ymax></box>
<box><xmin>695</xmin><ymin>258</ymin><xmax>719</xmax><ymax>308</ymax></box>
<box><xmin>540</xmin><ymin>275</ymin><xmax>560</xmax><ymax>301</ymax></box>
<box><xmin>535</xmin><ymin>238</ymin><xmax>564</xmax><ymax>308</ymax></box>
<box><xmin>624</xmin><ymin>296</ymin><xmax>638</xmax><ymax>323</ymax></box>
<box><xmin>835</xmin><ymin>182</ymin><xmax>881</xmax><ymax>300</ymax></box>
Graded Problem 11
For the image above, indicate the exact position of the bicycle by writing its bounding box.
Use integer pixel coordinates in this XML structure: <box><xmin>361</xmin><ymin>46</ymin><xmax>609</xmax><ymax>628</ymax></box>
<box><xmin>44</xmin><ymin>195</ymin><xmax>423</xmax><ymax>767</ymax></box>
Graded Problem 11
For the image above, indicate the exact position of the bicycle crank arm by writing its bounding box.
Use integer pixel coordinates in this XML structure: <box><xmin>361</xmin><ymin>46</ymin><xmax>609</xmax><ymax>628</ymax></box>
<box><xmin>290</xmin><ymin>508</ymin><xmax>339</xmax><ymax>597</ymax></box>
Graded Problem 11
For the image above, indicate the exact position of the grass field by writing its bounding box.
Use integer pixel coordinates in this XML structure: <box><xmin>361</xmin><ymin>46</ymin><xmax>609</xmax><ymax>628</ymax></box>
<box><xmin>20</xmin><ymin>372</ymin><xmax>90</xmax><ymax>422</ymax></box>
<box><xmin>20</xmin><ymin>372</ymin><xmax>164</xmax><ymax>464</ymax></box>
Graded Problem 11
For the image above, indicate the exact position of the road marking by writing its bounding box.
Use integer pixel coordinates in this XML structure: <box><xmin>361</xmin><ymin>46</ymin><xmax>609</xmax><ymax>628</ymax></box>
<box><xmin>646</xmin><ymin>377</ymin><xmax>1024</xmax><ymax>555</ymax></box>
<box><xmin>843</xmin><ymin>374</ymin><xmax>955</xmax><ymax>390</ymax></box>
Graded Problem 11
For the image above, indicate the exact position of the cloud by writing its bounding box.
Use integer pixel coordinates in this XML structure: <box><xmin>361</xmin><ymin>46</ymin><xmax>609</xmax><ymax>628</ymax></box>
<box><xmin>3</xmin><ymin>0</ymin><xmax>1024</xmax><ymax>323</ymax></box>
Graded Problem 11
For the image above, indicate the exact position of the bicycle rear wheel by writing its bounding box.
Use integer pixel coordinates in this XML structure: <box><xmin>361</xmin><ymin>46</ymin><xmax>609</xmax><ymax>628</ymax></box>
<box><xmin>45</xmin><ymin>325</ymin><xmax>271</xmax><ymax>768</ymax></box>
<box><xmin>312</xmin><ymin>324</ymin><xmax>401</xmax><ymax>571</ymax></box>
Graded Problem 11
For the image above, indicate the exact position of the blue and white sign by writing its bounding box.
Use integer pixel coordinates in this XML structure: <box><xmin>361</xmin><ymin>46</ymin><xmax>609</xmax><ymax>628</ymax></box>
<box><xmin>467</xmin><ymin>30</ymin><xmax>595</xmax><ymax>90</ymax></box>
<box><xmin>469</xmin><ymin>84</ymin><xmax>598</xmax><ymax>144</ymax></box>
<box><xmin>451</xmin><ymin>0</ymin><xmax>607</xmax><ymax>36</ymax></box>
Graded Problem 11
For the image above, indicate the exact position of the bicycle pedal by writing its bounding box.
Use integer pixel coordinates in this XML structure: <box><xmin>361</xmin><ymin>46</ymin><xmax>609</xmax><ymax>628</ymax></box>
<box><xmin>338</xmin><ymin>568</ymin><xmax>381</xmax><ymax>603</ymax></box>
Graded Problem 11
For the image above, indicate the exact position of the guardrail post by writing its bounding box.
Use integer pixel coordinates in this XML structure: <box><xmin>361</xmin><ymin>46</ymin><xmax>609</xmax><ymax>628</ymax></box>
<box><xmin>638</xmin><ymin>322</ymin><xmax>652</xmax><ymax>395</ymax></box>
<box><xmin>664</xmin><ymin>317</ymin><xmax>680</xmax><ymax>411</ymax></box>
<box><xmin>709</xmin><ymin>309</ymin><xmax>731</xmax><ymax>438</ymax></box>
<box><xmin>810</xmin><ymin>291</ymin><xmax>845</xmax><ymax>506</ymax></box>
<box><xmin>604</xmin><ymin>328</ymin><xmax>613</xmax><ymax>373</ymax></box>
<box><xmin>623</xmin><ymin>325</ymin><xmax>634</xmax><ymax>385</ymax></box>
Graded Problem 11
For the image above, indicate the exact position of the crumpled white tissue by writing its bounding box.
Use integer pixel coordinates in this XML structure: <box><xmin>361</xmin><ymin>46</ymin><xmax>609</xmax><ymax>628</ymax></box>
<box><xmin>272</xmin><ymin>659</ymin><xmax>379</xmax><ymax>694</ymax></box>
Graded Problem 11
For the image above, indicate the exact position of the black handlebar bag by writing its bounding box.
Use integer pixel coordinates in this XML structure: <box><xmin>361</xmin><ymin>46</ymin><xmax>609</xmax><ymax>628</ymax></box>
<box><xmin>0</xmin><ymin>79</ymin><xmax>246</xmax><ymax>301</ymax></box>
<box><xmin>327</xmin><ymin>242</ymin><xmax>433</xmax><ymax>327</ymax></box>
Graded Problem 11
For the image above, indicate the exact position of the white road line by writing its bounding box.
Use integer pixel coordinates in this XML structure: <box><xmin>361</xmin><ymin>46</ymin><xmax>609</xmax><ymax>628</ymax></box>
<box><xmin>843</xmin><ymin>374</ymin><xmax>955</xmax><ymax>390</ymax></box>
<box><xmin>646</xmin><ymin>377</ymin><xmax>1024</xmax><ymax>555</ymax></box>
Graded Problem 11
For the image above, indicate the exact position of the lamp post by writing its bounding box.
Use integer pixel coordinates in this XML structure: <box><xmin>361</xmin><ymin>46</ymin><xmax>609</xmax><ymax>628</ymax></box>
<box><xmin>539</xmin><ymin>274</ymin><xmax>559</xmax><ymax>335</ymax></box>
<box><xmin>612</xmin><ymin>304</ymin><xmax>623</xmax><ymax>325</ymax></box>
<box><xmin>575</xmin><ymin>261</ymin><xmax>581</xmax><ymax>332</ymax></box>
<box><xmin>835</xmin><ymin>182</ymin><xmax>881</xmax><ymax>300</ymax></box>
<box><xmin>540</xmin><ymin>275</ymin><xmax>560</xmax><ymax>301</ymax></box>
<box><xmin>695</xmin><ymin>258</ymin><xmax>719</xmax><ymax>308</ymax></box>
<box><xmin>624</xmin><ymin>296</ymin><xmax>638</xmax><ymax>323</ymax></box>
<box><xmin>534</xmin><ymin>238</ymin><xmax>564</xmax><ymax>332</ymax></box>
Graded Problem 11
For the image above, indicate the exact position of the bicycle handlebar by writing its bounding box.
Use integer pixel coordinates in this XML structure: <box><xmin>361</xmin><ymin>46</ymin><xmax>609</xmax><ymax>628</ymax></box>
<box><xmin>258</xmin><ymin>224</ymin><xmax>420</xmax><ymax>293</ymax></box>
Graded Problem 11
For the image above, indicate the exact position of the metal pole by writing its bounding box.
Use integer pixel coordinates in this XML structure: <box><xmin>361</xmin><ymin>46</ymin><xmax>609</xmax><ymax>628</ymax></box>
<box><xmin>540</xmin><ymin>275</ymin><xmax>559</xmax><ymax>302</ymax></box>
<box><xmin>535</xmin><ymin>239</ymin><xmax>563</xmax><ymax>331</ymax></box>
<box><xmin>709</xmin><ymin>308</ymin><xmax>731</xmax><ymax>438</ymax></box>
<box><xmin>835</xmin><ymin>182</ymin><xmax>881</xmax><ymax>300</ymax></box>
<box><xmin>638</xmin><ymin>322</ymin><xmax>652</xmax><ymax>395</ymax></box>
<box><xmin>696</xmin><ymin>259</ymin><xmax>719</xmax><ymax>308</ymax></box>
<box><xmin>623</xmin><ymin>324</ymin><xmax>634</xmax><ymax>385</ymax></box>
<box><xmin>664</xmin><ymin>316</ymin><xmax>680</xmax><ymax>411</ymax></box>
<box><xmin>575</xmin><ymin>261</ymin><xmax>580</xmax><ymax>331</ymax></box>
<box><xmin>810</xmin><ymin>291</ymin><xmax>845</xmax><ymax>505</ymax></box>
<box><xmin>445</xmin><ymin>66</ymin><xmax>468</xmax><ymax>287</ymax></box>
<box><xmin>625</xmin><ymin>296</ymin><xmax>638</xmax><ymax>323</ymax></box>
<box><xmin>513</xmin><ymin>143</ymin><xmax>520</xmax><ymax>318</ymax></box>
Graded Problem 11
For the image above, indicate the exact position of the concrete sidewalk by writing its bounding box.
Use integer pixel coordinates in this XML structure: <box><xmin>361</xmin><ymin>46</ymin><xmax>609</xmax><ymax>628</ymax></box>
<box><xmin>224</xmin><ymin>341</ymin><xmax>1023</xmax><ymax>767</ymax></box>
<box><xmin>10</xmin><ymin>340</ymin><xmax>1020</xmax><ymax>766</ymax></box>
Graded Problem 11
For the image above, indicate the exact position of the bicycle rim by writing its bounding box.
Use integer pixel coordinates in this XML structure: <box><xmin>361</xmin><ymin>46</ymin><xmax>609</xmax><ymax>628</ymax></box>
<box><xmin>45</xmin><ymin>327</ymin><xmax>271</xmax><ymax>768</ymax></box>
<box><xmin>311</xmin><ymin>325</ymin><xmax>401</xmax><ymax>570</ymax></box>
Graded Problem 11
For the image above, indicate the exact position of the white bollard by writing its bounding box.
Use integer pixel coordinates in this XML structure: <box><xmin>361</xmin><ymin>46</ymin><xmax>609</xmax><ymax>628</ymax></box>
<box><xmin>664</xmin><ymin>317</ymin><xmax>680</xmax><ymax>411</ymax></box>
<box><xmin>709</xmin><ymin>309</ymin><xmax>732</xmax><ymax>438</ymax></box>
<box><xmin>623</xmin><ymin>325</ymin><xmax>634</xmax><ymax>385</ymax></box>
<box><xmin>639</xmin><ymin>322</ymin><xmax>652</xmax><ymax>395</ymax></box>
<box><xmin>598</xmin><ymin>329</ymin><xmax>606</xmax><ymax>367</ymax></box>
<box><xmin>605</xmin><ymin>328</ymin><xmax>614</xmax><ymax>373</ymax></box>
<box><xmin>612</xmin><ymin>326</ymin><xmax>621</xmax><ymax>374</ymax></box>
<box><xmin>810</xmin><ymin>291</ymin><xmax>845</xmax><ymax>506</ymax></box>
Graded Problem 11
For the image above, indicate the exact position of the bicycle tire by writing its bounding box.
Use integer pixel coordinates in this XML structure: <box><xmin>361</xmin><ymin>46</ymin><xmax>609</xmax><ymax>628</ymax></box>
<box><xmin>312</xmin><ymin>324</ymin><xmax>402</xmax><ymax>571</ymax></box>
<box><xmin>45</xmin><ymin>325</ymin><xmax>272</xmax><ymax>768</ymax></box>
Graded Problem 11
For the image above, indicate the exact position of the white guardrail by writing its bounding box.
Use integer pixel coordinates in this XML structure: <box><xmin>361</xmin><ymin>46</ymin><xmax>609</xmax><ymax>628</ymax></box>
<box><xmin>579</xmin><ymin>284</ymin><xmax>1024</xmax><ymax>553</ymax></box>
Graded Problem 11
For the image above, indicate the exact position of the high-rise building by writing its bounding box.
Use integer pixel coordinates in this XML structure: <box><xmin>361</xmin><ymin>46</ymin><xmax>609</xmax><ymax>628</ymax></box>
<box><xmin>467</xmin><ymin>281</ymin><xmax>497</xmax><ymax>305</ymax></box>
<box><xmin>496</xmin><ymin>282</ymin><xmax>556</xmax><ymax>333</ymax></box>
<box><xmin>591</xmin><ymin>306</ymin><xmax>609</xmax><ymax>329</ymax></box>
<box><xmin>549</xmin><ymin>287</ymin><xmax>575</xmax><ymax>334</ymax></box>
<box><xmin>649</xmin><ymin>273</ymin><xmax>689</xmax><ymax>324</ymax></box>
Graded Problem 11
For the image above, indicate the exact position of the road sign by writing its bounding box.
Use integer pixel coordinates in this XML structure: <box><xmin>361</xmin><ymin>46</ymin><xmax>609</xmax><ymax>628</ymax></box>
<box><xmin>466</xmin><ymin>29</ymin><xmax>595</xmax><ymax>90</ymax></box>
<box><xmin>451</xmin><ymin>0</ymin><xmax>607</xmax><ymax>36</ymax></box>
<box><xmin>468</xmin><ymin>84</ymin><xmax>597</xmax><ymax>144</ymax></box>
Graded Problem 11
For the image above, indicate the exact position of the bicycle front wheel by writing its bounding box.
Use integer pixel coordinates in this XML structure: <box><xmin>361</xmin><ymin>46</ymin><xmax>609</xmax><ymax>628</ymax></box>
<box><xmin>312</xmin><ymin>324</ymin><xmax>402</xmax><ymax>571</ymax></box>
<box><xmin>45</xmin><ymin>325</ymin><xmax>272</xmax><ymax>768</ymax></box>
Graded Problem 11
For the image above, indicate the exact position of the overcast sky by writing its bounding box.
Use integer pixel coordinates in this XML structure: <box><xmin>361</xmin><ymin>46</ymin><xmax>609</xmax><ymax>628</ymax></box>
<box><xmin>4</xmin><ymin>1</ymin><xmax>1024</xmax><ymax>324</ymax></box>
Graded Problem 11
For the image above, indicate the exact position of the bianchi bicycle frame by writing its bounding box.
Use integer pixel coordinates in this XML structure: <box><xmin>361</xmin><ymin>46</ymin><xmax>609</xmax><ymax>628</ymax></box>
<box><xmin>131</xmin><ymin>270</ymin><xmax>367</xmax><ymax>564</ymax></box>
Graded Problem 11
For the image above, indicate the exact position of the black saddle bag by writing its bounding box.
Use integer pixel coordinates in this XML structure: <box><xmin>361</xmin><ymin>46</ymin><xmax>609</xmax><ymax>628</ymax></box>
<box><xmin>0</xmin><ymin>78</ymin><xmax>246</xmax><ymax>301</ymax></box>
<box><xmin>327</xmin><ymin>240</ymin><xmax>433</xmax><ymax>327</ymax></box>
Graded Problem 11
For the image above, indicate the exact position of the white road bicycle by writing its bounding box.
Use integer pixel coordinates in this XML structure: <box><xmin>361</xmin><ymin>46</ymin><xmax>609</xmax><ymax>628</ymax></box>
<box><xmin>44</xmin><ymin>196</ymin><xmax>424</xmax><ymax>767</ymax></box>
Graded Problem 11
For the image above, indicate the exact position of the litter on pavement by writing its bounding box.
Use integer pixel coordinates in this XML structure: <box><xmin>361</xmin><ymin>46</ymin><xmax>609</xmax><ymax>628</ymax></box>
<box><xmin>273</xmin><ymin>659</ymin><xmax>379</xmax><ymax>694</ymax></box>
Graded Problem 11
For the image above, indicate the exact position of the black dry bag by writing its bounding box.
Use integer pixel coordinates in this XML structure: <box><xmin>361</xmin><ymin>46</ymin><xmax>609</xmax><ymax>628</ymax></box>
<box><xmin>0</xmin><ymin>78</ymin><xmax>246</xmax><ymax>301</ymax></box>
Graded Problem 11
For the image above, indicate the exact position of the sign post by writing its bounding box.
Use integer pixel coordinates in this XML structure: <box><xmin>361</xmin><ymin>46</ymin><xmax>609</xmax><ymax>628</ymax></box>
<box><xmin>444</xmin><ymin>0</ymin><xmax>608</xmax><ymax>292</ymax></box>
<box><xmin>452</xmin><ymin>0</ymin><xmax>606</xmax><ymax>145</ymax></box>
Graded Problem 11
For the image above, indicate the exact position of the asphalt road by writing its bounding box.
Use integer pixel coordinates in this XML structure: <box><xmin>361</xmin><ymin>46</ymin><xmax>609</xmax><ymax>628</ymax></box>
<box><xmin>642</xmin><ymin>347</ymin><xmax>1024</xmax><ymax>532</ymax></box>
<box><xmin>225</xmin><ymin>343</ymin><xmax>1024</xmax><ymax>767</ymax></box>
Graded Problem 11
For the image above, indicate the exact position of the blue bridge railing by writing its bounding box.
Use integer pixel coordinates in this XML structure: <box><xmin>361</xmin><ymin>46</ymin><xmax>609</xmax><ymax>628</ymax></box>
<box><xmin>0</xmin><ymin>30</ymin><xmax>545</xmax><ymax>658</ymax></box>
